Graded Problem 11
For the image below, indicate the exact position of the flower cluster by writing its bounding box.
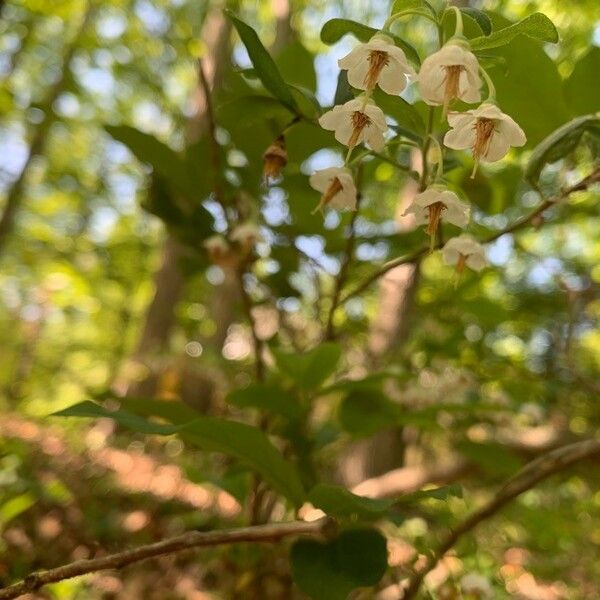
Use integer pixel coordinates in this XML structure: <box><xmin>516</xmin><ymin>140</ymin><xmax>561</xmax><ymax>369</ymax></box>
<box><xmin>304</xmin><ymin>9</ymin><xmax>528</xmax><ymax>275</ymax></box>
<box><xmin>203</xmin><ymin>223</ymin><xmax>263</xmax><ymax>270</ymax></box>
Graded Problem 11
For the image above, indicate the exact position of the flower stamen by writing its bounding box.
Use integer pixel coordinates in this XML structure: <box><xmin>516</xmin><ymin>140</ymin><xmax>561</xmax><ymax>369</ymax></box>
<box><xmin>364</xmin><ymin>50</ymin><xmax>389</xmax><ymax>91</ymax></box>
<box><xmin>426</xmin><ymin>201</ymin><xmax>446</xmax><ymax>251</ymax></box>
<box><xmin>442</xmin><ymin>64</ymin><xmax>466</xmax><ymax>116</ymax></box>
<box><xmin>471</xmin><ymin>117</ymin><xmax>497</xmax><ymax>177</ymax></box>
<box><xmin>313</xmin><ymin>177</ymin><xmax>343</xmax><ymax>213</ymax></box>
<box><xmin>348</xmin><ymin>111</ymin><xmax>372</xmax><ymax>149</ymax></box>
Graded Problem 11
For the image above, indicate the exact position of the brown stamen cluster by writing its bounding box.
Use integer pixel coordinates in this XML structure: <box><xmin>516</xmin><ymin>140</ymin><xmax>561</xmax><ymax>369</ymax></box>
<box><xmin>426</xmin><ymin>202</ymin><xmax>447</xmax><ymax>237</ymax></box>
<box><xmin>364</xmin><ymin>50</ymin><xmax>389</xmax><ymax>90</ymax></box>
<box><xmin>472</xmin><ymin>117</ymin><xmax>496</xmax><ymax>159</ymax></box>
<box><xmin>442</xmin><ymin>64</ymin><xmax>466</xmax><ymax>114</ymax></box>
<box><xmin>456</xmin><ymin>253</ymin><xmax>467</xmax><ymax>275</ymax></box>
<box><xmin>348</xmin><ymin>111</ymin><xmax>372</xmax><ymax>149</ymax></box>
<box><xmin>320</xmin><ymin>177</ymin><xmax>343</xmax><ymax>208</ymax></box>
<box><xmin>262</xmin><ymin>135</ymin><xmax>287</xmax><ymax>181</ymax></box>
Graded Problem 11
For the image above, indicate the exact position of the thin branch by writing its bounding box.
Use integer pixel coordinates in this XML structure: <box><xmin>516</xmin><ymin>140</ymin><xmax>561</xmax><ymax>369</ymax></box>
<box><xmin>324</xmin><ymin>180</ymin><xmax>364</xmax><ymax>340</ymax></box>
<box><xmin>0</xmin><ymin>517</ymin><xmax>335</xmax><ymax>600</ymax></box>
<box><xmin>402</xmin><ymin>438</ymin><xmax>600</xmax><ymax>599</ymax></box>
<box><xmin>197</xmin><ymin>58</ymin><xmax>228</xmax><ymax>223</ymax></box>
<box><xmin>341</xmin><ymin>170</ymin><xmax>599</xmax><ymax>305</ymax></box>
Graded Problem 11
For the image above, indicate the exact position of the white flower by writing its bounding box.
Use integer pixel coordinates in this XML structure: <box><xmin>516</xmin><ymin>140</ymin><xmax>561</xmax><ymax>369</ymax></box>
<box><xmin>229</xmin><ymin>223</ymin><xmax>263</xmax><ymax>247</ymax></box>
<box><xmin>418</xmin><ymin>41</ymin><xmax>481</xmax><ymax>113</ymax></box>
<box><xmin>203</xmin><ymin>234</ymin><xmax>234</xmax><ymax>266</ymax></box>
<box><xmin>460</xmin><ymin>573</ymin><xmax>493</xmax><ymax>598</ymax></box>
<box><xmin>309</xmin><ymin>167</ymin><xmax>357</xmax><ymax>212</ymax></box>
<box><xmin>203</xmin><ymin>234</ymin><xmax>229</xmax><ymax>254</ymax></box>
<box><xmin>403</xmin><ymin>185</ymin><xmax>470</xmax><ymax>240</ymax></box>
<box><xmin>338</xmin><ymin>33</ymin><xmax>415</xmax><ymax>95</ymax></box>
<box><xmin>444</xmin><ymin>103</ymin><xmax>526</xmax><ymax>173</ymax></box>
<box><xmin>442</xmin><ymin>235</ymin><xmax>487</xmax><ymax>272</ymax></box>
<box><xmin>318</xmin><ymin>98</ymin><xmax>387</xmax><ymax>152</ymax></box>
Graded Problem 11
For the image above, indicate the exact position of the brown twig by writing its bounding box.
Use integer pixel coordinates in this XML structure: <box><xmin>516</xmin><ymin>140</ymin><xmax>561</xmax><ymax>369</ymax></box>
<box><xmin>402</xmin><ymin>438</ymin><xmax>600</xmax><ymax>599</ymax></box>
<box><xmin>197</xmin><ymin>58</ymin><xmax>228</xmax><ymax>223</ymax></box>
<box><xmin>340</xmin><ymin>171</ymin><xmax>598</xmax><ymax>305</ymax></box>
<box><xmin>0</xmin><ymin>517</ymin><xmax>335</xmax><ymax>600</ymax></box>
<box><xmin>324</xmin><ymin>181</ymin><xmax>364</xmax><ymax>340</ymax></box>
<box><xmin>236</xmin><ymin>271</ymin><xmax>265</xmax><ymax>383</ymax></box>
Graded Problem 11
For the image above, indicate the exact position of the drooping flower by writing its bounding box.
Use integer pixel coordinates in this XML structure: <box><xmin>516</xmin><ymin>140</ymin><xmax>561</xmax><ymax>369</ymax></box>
<box><xmin>203</xmin><ymin>235</ymin><xmax>234</xmax><ymax>267</ymax></box>
<box><xmin>403</xmin><ymin>185</ymin><xmax>470</xmax><ymax>246</ymax></box>
<box><xmin>338</xmin><ymin>33</ymin><xmax>415</xmax><ymax>95</ymax></box>
<box><xmin>309</xmin><ymin>167</ymin><xmax>357</xmax><ymax>212</ymax></box>
<box><xmin>460</xmin><ymin>573</ymin><xmax>493</xmax><ymax>599</ymax></box>
<box><xmin>444</xmin><ymin>103</ymin><xmax>526</xmax><ymax>176</ymax></box>
<box><xmin>418</xmin><ymin>41</ymin><xmax>481</xmax><ymax>115</ymax></box>
<box><xmin>318</xmin><ymin>98</ymin><xmax>387</xmax><ymax>152</ymax></box>
<box><xmin>230</xmin><ymin>223</ymin><xmax>263</xmax><ymax>252</ymax></box>
<box><xmin>442</xmin><ymin>235</ymin><xmax>486</xmax><ymax>273</ymax></box>
<box><xmin>262</xmin><ymin>135</ymin><xmax>287</xmax><ymax>181</ymax></box>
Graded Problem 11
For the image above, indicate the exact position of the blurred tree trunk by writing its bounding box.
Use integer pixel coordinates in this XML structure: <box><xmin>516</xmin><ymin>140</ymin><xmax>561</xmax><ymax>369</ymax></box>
<box><xmin>127</xmin><ymin>1</ymin><xmax>295</xmax><ymax>400</ymax></box>
<box><xmin>125</xmin><ymin>7</ymin><xmax>231</xmax><ymax>398</ymax></box>
<box><xmin>0</xmin><ymin>4</ymin><xmax>94</xmax><ymax>256</ymax></box>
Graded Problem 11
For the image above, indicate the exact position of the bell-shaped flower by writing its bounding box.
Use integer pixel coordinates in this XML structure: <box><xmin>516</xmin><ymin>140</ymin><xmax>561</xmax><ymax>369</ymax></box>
<box><xmin>262</xmin><ymin>135</ymin><xmax>287</xmax><ymax>182</ymax></box>
<box><xmin>444</xmin><ymin>103</ymin><xmax>526</xmax><ymax>175</ymax></box>
<box><xmin>403</xmin><ymin>185</ymin><xmax>469</xmax><ymax>245</ymax></box>
<box><xmin>203</xmin><ymin>235</ymin><xmax>235</xmax><ymax>268</ymax></box>
<box><xmin>418</xmin><ymin>41</ymin><xmax>481</xmax><ymax>114</ymax></box>
<box><xmin>442</xmin><ymin>235</ymin><xmax>486</xmax><ymax>273</ymax></box>
<box><xmin>309</xmin><ymin>167</ymin><xmax>357</xmax><ymax>212</ymax></box>
<box><xmin>338</xmin><ymin>33</ymin><xmax>415</xmax><ymax>95</ymax></box>
<box><xmin>318</xmin><ymin>98</ymin><xmax>387</xmax><ymax>152</ymax></box>
<box><xmin>460</xmin><ymin>573</ymin><xmax>493</xmax><ymax>599</ymax></box>
<box><xmin>230</xmin><ymin>223</ymin><xmax>263</xmax><ymax>252</ymax></box>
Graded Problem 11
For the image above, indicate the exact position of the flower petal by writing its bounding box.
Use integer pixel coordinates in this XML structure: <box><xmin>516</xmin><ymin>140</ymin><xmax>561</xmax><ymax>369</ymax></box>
<box><xmin>444</xmin><ymin>120</ymin><xmax>475</xmax><ymax>150</ymax></box>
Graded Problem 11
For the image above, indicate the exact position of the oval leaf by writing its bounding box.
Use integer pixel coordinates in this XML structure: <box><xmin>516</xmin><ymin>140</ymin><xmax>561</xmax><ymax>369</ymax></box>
<box><xmin>272</xmin><ymin>342</ymin><xmax>342</xmax><ymax>391</ymax></box>
<box><xmin>226</xmin><ymin>11</ymin><xmax>299</xmax><ymax>113</ymax></box>
<box><xmin>53</xmin><ymin>401</ymin><xmax>306</xmax><ymax>506</ymax></box>
<box><xmin>525</xmin><ymin>115</ymin><xmax>600</xmax><ymax>183</ymax></box>
<box><xmin>471</xmin><ymin>12</ymin><xmax>558</xmax><ymax>51</ymax></box>
<box><xmin>290</xmin><ymin>528</ymin><xmax>388</xmax><ymax>600</ymax></box>
<box><xmin>308</xmin><ymin>484</ymin><xmax>394</xmax><ymax>520</ymax></box>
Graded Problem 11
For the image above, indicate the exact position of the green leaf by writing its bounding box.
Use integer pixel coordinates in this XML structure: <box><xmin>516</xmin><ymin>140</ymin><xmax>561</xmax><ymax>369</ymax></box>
<box><xmin>396</xmin><ymin>484</ymin><xmax>463</xmax><ymax>504</ymax></box>
<box><xmin>373</xmin><ymin>90</ymin><xmax>425</xmax><ymax>137</ymax></box>
<box><xmin>227</xmin><ymin>383</ymin><xmax>303</xmax><ymax>421</ymax></box>
<box><xmin>308</xmin><ymin>484</ymin><xmax>394</xmax><ymax>520</ymax></box>
<box><xmin>487</xmin><ymin>32</ymin><xmax>571</xmax><ymax>145</ymax></box>
<box><xmin>272</xmin><ymin>343</ymin><xmax>341</xmax><ymax>391</ymax></box>
<box><xmin>391</xmin><ymin>0</ymin><xmax>436</xmax><ymax>17</ymax></box>
<box><xmin>53</xmin><ymin>401</ymin><xmax>179</xmax><ymax>435</ymax></box>
<box><xmin>334</xmin><ymin>70</ymin><xmax>354</xmax><ymax>106</ymax></box>
<box><xmin>290</xmin><ymin>528</ymin><xmax>388</xmax><ymax>600</ymax></box>
<box><xmin>53</xmin><ymin>401</ymin><xmax>306</xmax><ymax>506</ymax></box>
<box><xmin>181</xmin><ymin>418</ymin><xmax>306</xmax><ymax>506</ymax></box>
<box><xmin>320</xmin><ymin>18</ymin><xmax>420</xmax><ymax>66</ymax></box>
<box><xmin>460</xmin><ymin>7</ymin><xmax>492</xmax><ymax>36</ymax></box>
<box><xmin>338</xmin><ymin>389</ymin><xmax>399</xmax><ymax>438</ymax></box>
<box><xmin>226</xmin><ymin>11</ymin><xmax>299</xmax><ymax>113</ymax></box>
<box><xmin>470</xmin><ymin>13</ymin><xmax>558</xmax><ymax>51</ymax></box>
<box><xmin>0</xmin><ymin>493</ymin><xmax>36</xmax><ymax>525</ymax></box>
<box><xmin>525</xmin><ymin>115</ymin><xmax>600</xmax><ymax>183</ymax></box>
<box><xmin>105</xmin><ymin>125</ymin><xmax>201</xmax><ymax>202</ymax></box>
<box><xmin>565</xmin><ymin>47</ymin><xmax>600</xmax><ymax>116</ymax></box>
<box><xmin>457</xmin><ymin>441</ymin><xmax>523</xmax><ymax>476</ymax></box>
